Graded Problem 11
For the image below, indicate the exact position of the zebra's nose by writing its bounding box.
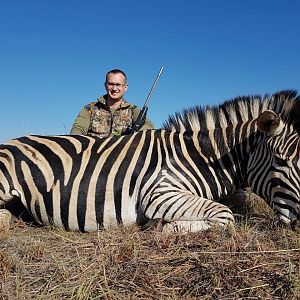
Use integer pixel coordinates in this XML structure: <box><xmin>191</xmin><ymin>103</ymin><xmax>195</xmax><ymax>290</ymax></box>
<box><xmin>291</xmin><ymin>219</ymin><xmax>300</xmax><ymax>232</ymax></box>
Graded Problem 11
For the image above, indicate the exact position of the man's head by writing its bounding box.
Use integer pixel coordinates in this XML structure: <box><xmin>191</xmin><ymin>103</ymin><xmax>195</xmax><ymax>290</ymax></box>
<box><xmin>105</xmin><ymin>69</ymin><xmax>128</xmax><ymax>102</ymax></box>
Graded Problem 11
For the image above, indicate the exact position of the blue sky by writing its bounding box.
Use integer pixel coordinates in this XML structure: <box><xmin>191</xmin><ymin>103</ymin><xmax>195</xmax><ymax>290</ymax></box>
<box><xmin>1</xmin><ymin>0</ymin><xmax>299</xmax><ymax>143</ymax></box>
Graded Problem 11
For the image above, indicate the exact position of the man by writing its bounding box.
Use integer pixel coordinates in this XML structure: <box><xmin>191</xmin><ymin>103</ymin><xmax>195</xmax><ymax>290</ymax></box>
<box><xmin>70</xmin><ymin>69</ymin><xmax>154</xmax><ymax>138</ymax></box>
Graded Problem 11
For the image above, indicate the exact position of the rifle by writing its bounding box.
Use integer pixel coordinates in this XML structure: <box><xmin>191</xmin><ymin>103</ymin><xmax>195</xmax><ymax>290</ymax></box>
<box><xmin>130</xmin><ymin>66</ymin><xmax>164</xmax><ymax>133</ymax></box>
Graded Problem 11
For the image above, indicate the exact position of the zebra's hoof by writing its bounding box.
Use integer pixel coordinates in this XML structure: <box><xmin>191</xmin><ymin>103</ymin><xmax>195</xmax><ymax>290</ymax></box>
<box><xmin>0</xmin><ymin>209</ymin><xmax>12</xmax><ymax>233</ymax></box>
<box><xmin>140</xmin><ymin>218</ymin><xmax>164</xmax><ymax>231</ymax></box>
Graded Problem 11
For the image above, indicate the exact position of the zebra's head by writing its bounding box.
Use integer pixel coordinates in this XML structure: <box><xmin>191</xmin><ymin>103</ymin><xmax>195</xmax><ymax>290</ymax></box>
<box><xmin>248</xmin><ymin>99</ymin><xmax>300</xmax><ymax>229</ymax></box>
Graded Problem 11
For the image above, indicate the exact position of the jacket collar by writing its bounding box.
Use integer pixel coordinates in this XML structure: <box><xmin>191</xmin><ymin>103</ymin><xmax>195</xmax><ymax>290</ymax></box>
<box><xmin>97</xmin><ymin>94</ymin><xmax>131</xmax><ymax>109</ymax></box>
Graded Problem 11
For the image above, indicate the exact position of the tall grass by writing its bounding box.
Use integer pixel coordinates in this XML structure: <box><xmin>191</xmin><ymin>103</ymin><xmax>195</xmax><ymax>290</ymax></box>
<box><xmin>1</xmin><ymin>192</ymin><xmax>299</xmax><ymax>299</ymax></box>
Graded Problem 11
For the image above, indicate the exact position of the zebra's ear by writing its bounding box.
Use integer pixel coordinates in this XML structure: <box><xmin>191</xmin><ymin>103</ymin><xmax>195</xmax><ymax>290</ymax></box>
<box><xmin>257</xmin><ymin>110</ymin><xmax>284</xmax><ymax>136</ymax></box>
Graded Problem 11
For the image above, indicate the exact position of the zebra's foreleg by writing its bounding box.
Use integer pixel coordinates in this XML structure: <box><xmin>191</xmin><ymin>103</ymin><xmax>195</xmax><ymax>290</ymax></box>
<box><xmin>142</xmin><ymin>192</ymin><xmax>235</xmax><ymax>233</ymax></box>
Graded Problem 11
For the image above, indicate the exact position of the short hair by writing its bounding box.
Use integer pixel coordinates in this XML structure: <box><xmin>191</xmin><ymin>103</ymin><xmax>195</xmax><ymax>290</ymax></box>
<box><xmin>105</xmin><ymin>69</ymin><xmax>127</xmax><ymax>83</ymax></box>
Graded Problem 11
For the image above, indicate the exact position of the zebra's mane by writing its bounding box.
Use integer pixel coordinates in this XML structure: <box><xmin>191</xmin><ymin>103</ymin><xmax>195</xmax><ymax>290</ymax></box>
<box><xmin>163</xmin><ymin>90</ymin><xmax>300</xmax><ymax>135</ymax></box>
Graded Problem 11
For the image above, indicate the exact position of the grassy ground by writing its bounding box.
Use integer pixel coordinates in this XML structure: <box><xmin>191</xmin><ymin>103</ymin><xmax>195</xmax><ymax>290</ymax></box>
<box><xmin>1</xmin><ymin>192</ymin><xmax>299</xmax><ymax>300</ymax></box>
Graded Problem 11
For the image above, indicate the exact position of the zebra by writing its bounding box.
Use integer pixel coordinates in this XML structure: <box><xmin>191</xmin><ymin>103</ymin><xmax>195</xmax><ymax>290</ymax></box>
<box><xmin>0</xmin><ymin>90</ymin><xmax>299</xmax><ymax>233</ymax></box>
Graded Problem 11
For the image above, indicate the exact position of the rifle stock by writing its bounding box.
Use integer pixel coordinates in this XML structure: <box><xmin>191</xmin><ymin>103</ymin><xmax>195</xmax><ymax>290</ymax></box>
<box><xmin>131</xmin><ymin>107</ymin><xmax>148</xmax><ymax>132</ymax></box>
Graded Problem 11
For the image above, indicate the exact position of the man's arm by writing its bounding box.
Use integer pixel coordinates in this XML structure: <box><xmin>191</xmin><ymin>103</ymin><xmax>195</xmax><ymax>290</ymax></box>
<box><xmin>70</xmin><ymin>108</ymin><xmax>91</xmax><ymax>135</ymax></box>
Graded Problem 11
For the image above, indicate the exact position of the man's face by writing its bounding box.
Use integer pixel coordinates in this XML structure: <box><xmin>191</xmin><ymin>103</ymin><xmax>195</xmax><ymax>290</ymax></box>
<box><xmin>105</xmin><ymin>73</ymin><xmax>128</xmax><ymax>101</ymax></box>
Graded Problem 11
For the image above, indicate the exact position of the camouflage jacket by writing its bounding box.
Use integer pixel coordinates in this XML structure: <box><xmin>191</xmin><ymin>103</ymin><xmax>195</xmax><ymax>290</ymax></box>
<box><xmin>70</xmin><ymin>95</ymin><xmax>154</xmax><ymax>138</ymax></box>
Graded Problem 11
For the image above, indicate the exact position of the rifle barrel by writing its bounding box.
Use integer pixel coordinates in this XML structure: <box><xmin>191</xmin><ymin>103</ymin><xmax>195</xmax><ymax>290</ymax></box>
<box><xmin>142</xmin><ymin>66</ymin><xmax>164</xmax><ymax>109</ymax></box>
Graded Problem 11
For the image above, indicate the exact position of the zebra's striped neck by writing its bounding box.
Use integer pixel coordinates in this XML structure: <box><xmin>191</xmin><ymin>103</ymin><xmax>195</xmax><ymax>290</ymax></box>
<box><xmin>166</xmin><ymin>122</ymin><xmax>257</xmax><ymax>197</ymax></box>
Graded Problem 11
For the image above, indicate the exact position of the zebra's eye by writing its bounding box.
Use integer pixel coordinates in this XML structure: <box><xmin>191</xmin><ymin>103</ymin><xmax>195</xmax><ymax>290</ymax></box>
<box><xmin>273</xmin><ymin>155</ymin><xmax>290</xmax><ymax>167</ymax></box>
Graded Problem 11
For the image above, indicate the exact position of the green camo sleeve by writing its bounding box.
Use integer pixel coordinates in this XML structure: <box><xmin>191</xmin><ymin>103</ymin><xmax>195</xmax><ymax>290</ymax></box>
<box><xmin>70</xmin><ymin>108</ymin><xmax>91</xmax><ymax>135</ymax></box>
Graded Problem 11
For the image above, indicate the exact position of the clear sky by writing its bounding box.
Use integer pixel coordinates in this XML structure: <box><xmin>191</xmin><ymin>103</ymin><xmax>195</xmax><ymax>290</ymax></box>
<box><xmin>1</xmin><ymin>0</ymin><xmax>299</xmax><ymax>143</ymax></box>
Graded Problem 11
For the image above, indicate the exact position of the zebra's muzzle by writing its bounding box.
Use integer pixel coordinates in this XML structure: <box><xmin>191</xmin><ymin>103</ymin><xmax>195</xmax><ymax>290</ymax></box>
<box><xmin>291</xmin><ymin>216</ymin><xmax>300</xmax><ymax>233</ymax></box>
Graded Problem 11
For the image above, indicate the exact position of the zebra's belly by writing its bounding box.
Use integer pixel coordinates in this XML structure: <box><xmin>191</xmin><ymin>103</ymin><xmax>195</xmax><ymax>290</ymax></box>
<box><xmin>13</xmin><ymin>184</ymin><xmax>139</xmax><ymax>232</ymax></box>
<box><xmin>62</xmin><ymin>193</ymin><xmax>138</xmax><ymax>232</ymax></box>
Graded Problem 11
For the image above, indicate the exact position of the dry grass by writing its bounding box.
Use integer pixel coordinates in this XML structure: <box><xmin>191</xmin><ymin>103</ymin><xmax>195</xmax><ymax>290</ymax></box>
<box><xmin>1</xmin><ymin>192</ymin><xmax>300</xmax><ymax>300</ymax></box>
